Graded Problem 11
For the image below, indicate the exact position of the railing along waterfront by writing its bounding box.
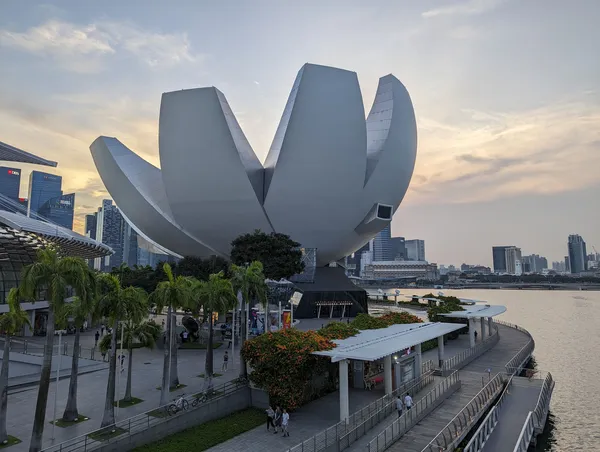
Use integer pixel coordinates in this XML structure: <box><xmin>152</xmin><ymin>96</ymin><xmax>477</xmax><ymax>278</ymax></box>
<box><xmin>495</xmin><ymin>320</ymin><xmax>535</xmax><ymax>374</ymax></box>
<box><xmin>366</xmin><ymin>371</ymin><xmax>461</xmax><ymax>452</ymax></box>
<box><xmin>422</xmin><ymin>372</ymin><xmax>506</xmax><ymax>452</ymax></box>
<box><xmin>463</xmin><ymin>375</ymin><xmax>515</xmax><ymax>452</ymax></box>
<box><xmin>440</xmin><ymin>325</ymin><xmax>499</xmax><ymax>375</ymax></box>
<box><xmin>513</xmin><ymin>412</ymin><xmax>535</xmax><ymax>452</ymax></box>
<box><xmin>40</xmin><ymin>378</ymin><xmax>248</xmax><ymax>452</ymax></box>
<box><xmin>286</xmin><ymin>370</ymin><xmax>435</xmax><ymax>452</ymax></box>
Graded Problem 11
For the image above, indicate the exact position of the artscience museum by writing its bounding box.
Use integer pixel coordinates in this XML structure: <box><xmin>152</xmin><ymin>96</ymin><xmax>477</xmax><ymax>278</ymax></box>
<box><xmin>91</xmin><ymin>63</ymin><xmax>417</xmax><ymax>273</ymax></box>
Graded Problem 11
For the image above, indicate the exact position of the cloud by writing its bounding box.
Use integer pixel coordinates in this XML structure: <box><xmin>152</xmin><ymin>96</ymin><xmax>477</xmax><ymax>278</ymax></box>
<box><xmin>0</xmin><ymin>19</ymin><xmax>201</xmax><ymax>71</ymax></box>
<box><xmin>422</xmin><ymin>0</ymin><xmax>507</xmax><ymax>18</ymax></box>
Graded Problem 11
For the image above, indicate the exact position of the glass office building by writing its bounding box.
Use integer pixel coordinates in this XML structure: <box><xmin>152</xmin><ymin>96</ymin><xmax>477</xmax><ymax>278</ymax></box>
<box><xmin>0</xmin><ymin>166</ymin><xmax>21</xmax><ymax>200</ymax></box>
<box><xmin>38</xmin><ymin>193</ymin><xmax>75</xmax><ymax>230</ymax></box>
<box><xmin>28</xmin><ymin>171</ymin><xmax>62</xmax><ymax>216</ymax></box>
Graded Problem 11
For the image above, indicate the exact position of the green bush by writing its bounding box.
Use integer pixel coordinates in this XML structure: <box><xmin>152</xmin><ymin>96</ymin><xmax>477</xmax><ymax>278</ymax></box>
<box><xmin>134</xmin><ymin>409</ymin><xmax>264</xmax><ymax>451</ymax></box>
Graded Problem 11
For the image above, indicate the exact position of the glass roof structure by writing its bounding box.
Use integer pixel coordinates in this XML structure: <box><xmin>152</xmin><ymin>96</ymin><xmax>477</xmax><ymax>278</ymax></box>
<box><xmin>313</xmin><ymin>322</ymin><xmax>464</xmax><ymax>363</ymax></box>
<box><xmin>439</xmin><ymin>304</ymin><xmax>507</xmax><ymax>319</ymax></box>
<box><xmin>0</xmin><ymin>141</ymin><xmax>58</xmax><ymax>167</ymax></box>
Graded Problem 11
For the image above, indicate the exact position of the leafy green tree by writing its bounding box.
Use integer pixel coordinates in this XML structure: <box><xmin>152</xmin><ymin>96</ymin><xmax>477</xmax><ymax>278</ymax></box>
<box><xmin>176</xmin><ymin>256</ymin><xmax>230</xmax><ymax>281</ymax></box>
<box><xmin>192</xmin><ymin>272</ymin><xmax>237</xmax><ymax>390</ymax></box>
<box><xmin>61</xmin><ymin>267</ymin><xmax>97</xmax><ymax>422</ymax></box>
<box><xmin>0</xmin><ymin>289</ymin><xmax>31</xmax><ymax>444</ymax></box>
<box><xmin>230</xmin><ymin>230</ymin><xmax>304</xmax><ymax>280</ymax></box>
<box><xmin>95</xmin><ymin>274</ymin><xmax>147</xmax><ymax>428</ymax></box>
<box><xmin>20</xmin><ymin>248</ymin><xmax>88</xmax><ymax>452</ymax></box>
<box><xmin>149</xmin><ymin>264</ymin><xmax>192</xmax><ymax>406</ymax></box>
<box><xmin>231</xmin><ymin>261</ymin><xmax>267</xmax><ymax>378</ymax></box>
<box><xmin>99</xmin><ymin>320</ymin><xmax>160</xmax><ymax>403</ymax></box>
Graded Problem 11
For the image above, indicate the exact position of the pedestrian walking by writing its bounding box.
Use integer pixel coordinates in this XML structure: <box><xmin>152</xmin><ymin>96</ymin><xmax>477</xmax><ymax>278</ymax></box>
<box><xmin>273</xmin><ymin>406</ymin><xmax>282</xmax><ymax>433</ymax></box>
<box><xmin>281</xmin><ymin>409</ymin><xmax>290</xmax><ymax>437</ymax></box>
<box><xmin>222</xmin><ymin>351</ymin><xmax>229</xmax><ymax>371</ymax></box>
<box><xmin>100</xmin><ymin>324</ymin><xmax>105</xmax><ymax>336</ymax></box>
<box><xmin>95</xmin><ymin>331</ymin><xmax>100</xmax><ymax>347</ymax></box>
<box><xmin>396</xmin><ymin>395</ymin><xmax>403</xmax><ymax>418</ymax></box>
<box><xmin>404</xmin><ymin>392</ymin><xmax>413</xmax><ymax>410</ymax></box>
<box><xmin>119</xmin><ymin>353</ymin><xmax>125</xmax><ymax>372</ymax></box>
<box><xmin>266</xmin><ymin>406</ymin><xmax>275</xmax><ymax>431</ymax></box>
<box><xmin>101</xmin><ymin>350</ymin><xmax>106</xmax><ymax>361</ymax></box>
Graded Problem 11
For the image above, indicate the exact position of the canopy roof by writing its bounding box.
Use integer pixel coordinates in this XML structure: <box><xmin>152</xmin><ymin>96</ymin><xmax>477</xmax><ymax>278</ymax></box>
<box><xmin>0</xmin><ymin>141</ymin><xmax>58</xmax><ymax>167</ymax></box>
<box><xmin>0</xmin><ymin>210</ymin><xmax>112</xmax><ymax>259</ymax></box>
<box><xmin>313</xmin><ymin>322</ymin><xmax>464</xmax><ymax>363</ymax></box>
<box><xmin>440</xmin><ymin>304</ymin><xmax>506</xmax><ymax>319</ymax></box>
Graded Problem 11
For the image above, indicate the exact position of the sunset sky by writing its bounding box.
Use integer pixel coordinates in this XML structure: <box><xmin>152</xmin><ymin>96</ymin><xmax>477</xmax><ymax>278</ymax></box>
<box><xmin>0</xmin><ymin>0</ymin><xmax>598</xmax><ymax>266</ymax></box>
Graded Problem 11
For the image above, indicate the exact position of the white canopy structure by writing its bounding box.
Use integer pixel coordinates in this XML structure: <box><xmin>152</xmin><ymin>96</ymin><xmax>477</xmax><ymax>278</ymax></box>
<box><xmin>439</xmin><ymin>304</ymin><xmax>506</xmax><ymax>319</ymax></box>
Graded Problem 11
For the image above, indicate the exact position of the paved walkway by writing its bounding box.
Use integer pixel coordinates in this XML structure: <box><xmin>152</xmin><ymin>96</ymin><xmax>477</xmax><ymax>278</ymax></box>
<box><xmin>482</xmin><ymin>377</ymin><xmax>543</xmax><ymax>452</ymax></box>
<box><xmin>387</xmin><ymin>324</ymin><xmax>531</xmax><ymax>451</ymax></box>
<box><xmin>4</xmin><ymin>323</ymin><xmax>241</xmax><ymax>452</ymax></box>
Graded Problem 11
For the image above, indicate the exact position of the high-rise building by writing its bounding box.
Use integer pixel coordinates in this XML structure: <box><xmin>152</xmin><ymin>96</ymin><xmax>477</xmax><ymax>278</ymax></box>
<box><xmin>27</xmin><ymin>171</ymin><xmax>62</xmax><ymax>216</ymax></box>
<box><xmin>565</xmin><ymin>256</ymin><xmax>570</xmax><ymax>273</ymax></box>
<box><xmin>0</xmin><ymin>167</ymin><xmax>21</xmax><ymax>200</ymax></box>
<box><xmin>373</xmin><ymin>225</ymin><xmax>392</xmax><ymax>261</ymax></box>
<box><xmin>389</xmin><ymin>236</ymin><xmax>406</xmax><ymax>260</ymax></box>
<box><xmin>552</xmin><ymin>261</ymin><xmax>566</xmax><ymax>273</ymax></box>
<box><xmin>123</xmin><ymin>222</ymin><xmax>140</xmax><ymax>267</ymax></box>
<box><xmin>38</xmin><ymin>193</ymin><xmax>75</xmax><ymax>229</ymax></box>
<box><xmin>568</xmin><ymin>234</ymin><xmax>588</xmax><ymax>274</ymax></box>
<box><xmin>492</xmin><ymin>246</ymin><xmax>509</xmax><ymax>273</ymax></box>
<box><xmin>345</xmin><ymin>242</ymin><xmax>370</xmax><ymax>277</ymax></box>
<box><xmin>94</xmin><ymin>200</ymin><xmax>126</xmax><ymax>272</ymax></box>
<box><xmin>504</xmin><ymin>246</ymin><xmax>522</xmax><ymax>275</ymax></box>
<box><xmin>521</xmin><ymin>254</ymin><xmax>548</xmax><ymax>273</ymax></box>
<box><xmin>85</xmin><ymin>213</ymin><xmax>97</xmax><ymax>239</ymax></box>
<box><xmin>405</xmin><ymin>239</ymin><xmax>425</xmax><ymax>261</ymax></box>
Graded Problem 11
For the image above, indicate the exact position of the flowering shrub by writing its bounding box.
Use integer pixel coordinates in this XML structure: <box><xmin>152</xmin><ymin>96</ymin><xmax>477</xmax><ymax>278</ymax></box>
<box><xmin>318</xmin><ymin>321</ymin><xmax>359</xmax><ymax>339</ymax></box>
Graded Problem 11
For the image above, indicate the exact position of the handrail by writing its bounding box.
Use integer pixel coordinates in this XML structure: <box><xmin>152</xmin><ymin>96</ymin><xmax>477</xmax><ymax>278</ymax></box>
<box><xmin>366</xmin><ymin>371</ymin><xmax>461</xmax><ymax>452</ymax></box>
<box><xmin>286</xmin><ymin>370</ymin><xmax>435</xmax><ymax>452</ymax></box>
<box><xmin>463</xmin><ymin>374</ymin><xmax>514</xmax><ymax>452</ymax></box>
<box><xmin>421</xmin><ymin>373</ymin><xmax>506</xmax><ymax>452</ymax></box>
<box><xmin>441</xmin><ymin>324</ymin><xmax>499</xmax><ymax>374</ymax></box>
<box><xmin>513</xmin><ymin>412</ymin><xmax>535</xmax><ymax>452</ymax></box>
<box><xmin>40</xmin><ymin>378</ymin><xmax>249</xmax><ymax>452</ymax></box>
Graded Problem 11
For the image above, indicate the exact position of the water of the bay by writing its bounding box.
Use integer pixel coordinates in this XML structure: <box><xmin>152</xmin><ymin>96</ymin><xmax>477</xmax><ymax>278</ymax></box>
<box><xmin>393</xmin><ymin>288</ymin><xmax>600</xmax><ymax>451</ymax></box>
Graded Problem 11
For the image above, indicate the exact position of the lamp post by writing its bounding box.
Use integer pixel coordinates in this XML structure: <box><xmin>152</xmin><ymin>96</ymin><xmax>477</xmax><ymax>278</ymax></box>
<box><xmin>51</xmin><ymin>330</ymin><xmax>63</xmax><ymax>440</ymax></box>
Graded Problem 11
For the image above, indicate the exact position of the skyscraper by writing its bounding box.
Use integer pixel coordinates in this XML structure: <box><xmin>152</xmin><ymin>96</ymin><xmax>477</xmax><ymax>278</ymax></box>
<box><xmin>123</xmin><ymin>222</ymin><xmax>140</xmax><ymax>267</ymax></box>
<box><xmin>492</xmin><ymin>246</ymin><xmax>509</xmax><ymax>273</ymax></box>
<box><xmin>373</xmin><ymin>225</ymin><xmax>392</xmax><ymax>261</ymax></box>
<box><xmin>568</xmin><ymin>234</ymin><xmax>588</xmax><ymax>274</ymax></box>
<box><xmin>94</xmin><ymin>200</ymin><xmax>126</xmax><ymax>272</ymax></box>
<box><xmin>405</xmin><ymin>239</ymin><xmax>425</xmax><ymax>261</ymax></box>
<box><xmin>85</xmin><ymin>213</ymin><xmax>97</xmax><ymax>239</ymax></box>
<box><xmin>0</xmin><ymin>167</ymin><xmax>21</xmax><ymax>200</ymax></box>
<box><xmin>390</xmin><ymin>236</ymin><xmax>406</xmax><ymax>260</ymax></box>
<box><xmin>504</xmin><ymin>246</ymin><xmax>522</xmax><ymax>275</ymax></box>
<box><xmin>38</xmin><ymin>193</ymin><xmax>75</xmax><ymax>229</ymax></box>
<box><xmin>28</xmin><ymin>171</ymin><xmax>62</xmax><ymax>216</ymax></box>
<box><xmin>521</xmin><ymin>254</ymin><xmax>548</xmax><ymax>273</ymax></box>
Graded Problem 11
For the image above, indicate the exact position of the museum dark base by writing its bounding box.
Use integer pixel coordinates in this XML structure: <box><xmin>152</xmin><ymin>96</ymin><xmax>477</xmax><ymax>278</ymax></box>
<box><xmin>293</xmin><ymin>267</ymin><xmax>368</xmax><ymax>319</ymax></box>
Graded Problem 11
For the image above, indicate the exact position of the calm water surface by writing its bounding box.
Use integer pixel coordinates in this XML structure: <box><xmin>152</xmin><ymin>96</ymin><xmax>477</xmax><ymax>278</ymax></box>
<box><xmin>403</xmin><ymin>289</ymin><xmax>600</xmax><ymax>451</ymax></box>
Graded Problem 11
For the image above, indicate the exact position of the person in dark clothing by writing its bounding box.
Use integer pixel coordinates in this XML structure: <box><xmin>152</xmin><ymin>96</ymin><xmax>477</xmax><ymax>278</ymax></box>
<box><xmin>95</xmin><ymin>331</ymin><xmax>100</xmax><ymax>347</ymax></box>
<box><xmin>266</xmin><ymin>406</ymin><xmax>275</xmax><ymax>431</ymax></box>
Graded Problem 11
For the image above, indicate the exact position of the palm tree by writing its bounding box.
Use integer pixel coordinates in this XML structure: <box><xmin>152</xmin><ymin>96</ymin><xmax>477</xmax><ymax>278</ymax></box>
<box><xmin>61</xmin><ymin>268</ymin><xmax>97</xmax><ymax>422</ymax></box>
<box><xmin>95</xmin><ymin>274</ymin><xmax>147</xmax><ymax>428</ymax></box>
<box><xmin>231</xmin><ymin>262</ymin><xmax>267</xmax><ymax>378</ymax></box>
<box><xmin>20</xmin><ymin>248</ymin><xmax>88</xmax><ymax>452</ymax></box>
<box><xmin>192</xmin><ymin>272</ymin><xmax>237</xmax><ymax>391</ymax></box>
<box><xmin>149</xmin><ymin>263</ymin><xmax>192</xmax><ymax>406</ymax></box>
<box><xmin>0</xmin><ymin>289</ymin><xmax>31</xmax><ymax>444</ymax></box>
<box><xmin>99</xmin><ymin>320</ymin><xmax>160</xmax><ymax>403</ymax></box>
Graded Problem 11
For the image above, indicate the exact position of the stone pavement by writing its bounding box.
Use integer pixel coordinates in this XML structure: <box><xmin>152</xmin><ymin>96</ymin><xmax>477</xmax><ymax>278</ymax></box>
<box><xmin>4</xmin><ymin>324</ymin><xmax>242</xmax><ymax>452</ymax></box>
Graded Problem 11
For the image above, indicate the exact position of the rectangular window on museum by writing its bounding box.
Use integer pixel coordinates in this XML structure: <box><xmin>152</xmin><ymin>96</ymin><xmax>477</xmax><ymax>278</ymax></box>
<box><xmin>377</xmin><ymin>204</ymin><xmax>392</xmax><ymax>219</ymax></box>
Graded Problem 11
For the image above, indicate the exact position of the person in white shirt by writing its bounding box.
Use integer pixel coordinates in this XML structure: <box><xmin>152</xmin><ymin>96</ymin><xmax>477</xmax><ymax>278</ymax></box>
<box><xmin>404</xmin><ymin>392</ymin><xmax>413</xmax><ymax>410</ymax></box>
<box><xmin>396</xmin><ymin>395</ymin><xmax>404</xmax><ymax>418</ymax></box>
<box><xmin>281</xmin><ymin>409</ymin><xmax>290</xmax><ymax>437</ymax></box>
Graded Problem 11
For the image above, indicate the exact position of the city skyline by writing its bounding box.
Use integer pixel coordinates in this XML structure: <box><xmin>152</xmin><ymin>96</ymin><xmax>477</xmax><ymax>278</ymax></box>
<box><xmin>0</xmin><ymin>0</ymin><xmax>598</xmax><ymax>265</ymax></box>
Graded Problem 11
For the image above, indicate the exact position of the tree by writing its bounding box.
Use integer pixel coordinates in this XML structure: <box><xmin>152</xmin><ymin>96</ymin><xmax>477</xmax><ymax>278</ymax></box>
<box><xmin>230</xmin><ymin>230</ymin><xmax>304</xmax><ymax>280</ymax></box>
<box><xmin>99</xmin><ymin>320</ymin><xmax>160</xmax><ymax>403</ymax></box>
<box><xmin>0</xmin><ymin>289</ymin><xmax>31</xmax><ymax>444</ymax></box>
<box><xmin>149</xmin><ymin>264</ymin><xmax>192</xmax><ymax>406</ymax></box>
<box><xmin>20</xmin><ymin>248</ymin><xmax>89</xmax><ymax>452</ymax></box>
<box><xmin>95</xmin><ymin>274</ymin><xmax>147</xmax><ymax>428</ymax></box>
<box><xmin>176</xmin><ymin>256</ymin><xmax>230</xmax><ymax>281</ymax></box>
<box><xmin>191</xmin><ymin>272</ymin><xmax>237</xmax><ymax>390</ymax></box>
<box><xmin>231</xmin><ymin>261</ymin><xmax>267</xmax><ymax>378</ymax></box>
<box><xmin>61</xmin><ymin>268</ymin><xmax>97</xmax><ymax>422</ymax></box>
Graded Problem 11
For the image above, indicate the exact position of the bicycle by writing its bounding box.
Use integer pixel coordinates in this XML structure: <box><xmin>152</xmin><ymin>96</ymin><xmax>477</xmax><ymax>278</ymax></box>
<box><xmin>167</xmin><ymin>394</ymin><xmax>189</xmax><ymax>415</ymax></box>
<box><xmin>192</xmin><ymin>389</ymin><xmax>217</xmax><ymax>407</ymax></box>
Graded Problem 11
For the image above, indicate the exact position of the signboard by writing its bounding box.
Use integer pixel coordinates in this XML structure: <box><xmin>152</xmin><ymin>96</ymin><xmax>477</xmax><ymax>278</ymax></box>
<box><xmin>7</xmin><ymin>169</ymin><xmax>19</xmax><ymax>176</ymax></box>
<box><xmin>282</xmin><ymin>311</ymin><xmax>291</xmax><ymax>329</ymax></box>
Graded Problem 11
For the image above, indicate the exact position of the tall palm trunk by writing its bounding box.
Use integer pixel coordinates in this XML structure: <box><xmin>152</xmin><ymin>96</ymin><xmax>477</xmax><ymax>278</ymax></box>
<box><xmin>62</xmin><ymin>328</ymin><xmax>80</xmax><ymax>421</ymax></box>
<box><xmin>100</xmin><ymin>319</ymin><xmax>118</xmax><ymax>428</ymax></box>
<box><xmin>159</xmin><ymin>306</ymin><xmax>171</xmax><ymax>406</ymax></box>
<box><xmin>239</xmin><ymin>291</ymin><xmax>247</xmax><ymax>378</ymax></box>
<box><xmin>29</xmin><ymin>309</ymin><xmax>55</xmax><ymax>452</ymax></box>
<box><xmin>203</xmin><ymin>310</ymin><xmax>214</xmax><ymax>391</ymax></box>
<box><xmin>169</xmin><ymin>313</ymin><xmax>179</xmax><ymax>387</ymax></box>
<box><xmin>124</xmin><ymin>348</ymin><xmax>134</xmax><ymax>402</ymax></box>
<box><xmin>0</xmin><ymin>335</ymin><xmax>11</xmax><ymax>443</ymax></box>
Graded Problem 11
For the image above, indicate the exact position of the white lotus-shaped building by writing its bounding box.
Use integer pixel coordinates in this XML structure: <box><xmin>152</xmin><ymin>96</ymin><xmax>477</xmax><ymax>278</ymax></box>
<box><xmin>90</xmin><ymin>63</ymin><xmax>417</xmax><ymax>266</ymax></box>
